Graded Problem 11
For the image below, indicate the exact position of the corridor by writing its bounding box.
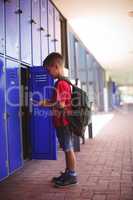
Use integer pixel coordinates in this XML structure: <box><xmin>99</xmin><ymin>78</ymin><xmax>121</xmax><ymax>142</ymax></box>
<box><xmin>0</xmin><ymin>105</ymin><xmax>133</xmax><ymax>200</ymax></box>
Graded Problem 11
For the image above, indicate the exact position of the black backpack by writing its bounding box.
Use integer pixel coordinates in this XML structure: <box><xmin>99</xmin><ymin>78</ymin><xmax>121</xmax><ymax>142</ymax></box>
<box><xmin>56</xmin><ymin>76</ymin><xmax>91</xmax><ymax>137</ymax></box>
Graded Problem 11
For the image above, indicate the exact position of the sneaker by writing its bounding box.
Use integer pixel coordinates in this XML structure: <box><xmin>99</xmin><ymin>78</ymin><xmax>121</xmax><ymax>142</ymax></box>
<box><xmin>51</xmin><ymin>171</ymin><xmax>67</xmax><ymax>183</ymax></box>
<box><xmin>54</xmin><ymin>174</ymin><xmax>78</xmax><ymax>188</ymax></box>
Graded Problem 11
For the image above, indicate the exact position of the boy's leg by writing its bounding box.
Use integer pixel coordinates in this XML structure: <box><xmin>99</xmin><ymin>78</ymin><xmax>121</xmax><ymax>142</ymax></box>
<box><xmin>56</xmin><ymin>127</ymin><xmax>76</xmax><ymax>172</ymax></box>
<box><xmin>51</xmin><ymin>127</ymin><xmax>69</xmax><ymax>183</ymax></box>
<box><xmin>54</xmin><ymin>127</ymin><xmax>78</xmax><ymax>187</ymax></box>
<box><xmin>62</xmin><ymin>126</ymin><xmax>76</xmax><ymax>174</ymax></box>
<box><xmin>55</xmin><ymin>149</ymin><xmax>78</xmax><ymax>187</ymax></box>
<box><xmin>65</xmin><ymin>150</ymin><xmax>76</xmax><ymax>172</ymax></box>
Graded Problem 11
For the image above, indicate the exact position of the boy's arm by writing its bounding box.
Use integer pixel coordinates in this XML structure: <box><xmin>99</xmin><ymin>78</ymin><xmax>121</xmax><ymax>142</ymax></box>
<box><xmin>39</xmin><ymin>81</ymin><xmax>70</xmax><ymax>108</ymax></box>
<box><xmin>39</xmin><ymin>100</ymin><xmax>65</xmax><ymax>108</ymax></box>
<box><xmin>55</xmin><ymin>81</ymin><xmax>71</xmax><ymax>109</ymax></box>
<box><xmin>38</xmin><ymin>99</ymin><xmax>55</xmax><ymax>107</ymax></box>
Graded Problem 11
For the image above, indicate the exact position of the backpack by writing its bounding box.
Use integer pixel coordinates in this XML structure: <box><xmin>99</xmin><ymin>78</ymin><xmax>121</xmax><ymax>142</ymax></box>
<box><xmin>56</xmin><ymin>76</ymin><xmax>91</xmax><ymax>137</ymax></box>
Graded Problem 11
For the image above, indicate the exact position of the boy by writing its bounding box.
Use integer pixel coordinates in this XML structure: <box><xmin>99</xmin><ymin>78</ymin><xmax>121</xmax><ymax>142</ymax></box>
<box><xmin>39</xmin><ymin>53</ymin><xmax>78</xmax><ymax>187</ymax></box>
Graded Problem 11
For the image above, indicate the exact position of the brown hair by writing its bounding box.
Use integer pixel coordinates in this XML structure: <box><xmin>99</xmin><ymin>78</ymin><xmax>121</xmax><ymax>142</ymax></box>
<box><xmin>43</xmin><ymin>52</ymin><xmax>64</xmax><ymax>67</ymax></box>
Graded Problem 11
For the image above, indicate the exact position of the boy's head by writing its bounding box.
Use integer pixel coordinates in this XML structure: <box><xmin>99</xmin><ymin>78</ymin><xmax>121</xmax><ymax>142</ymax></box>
<box><xmin>43</xmin><ymin>53</ymin><xmax>64</xmax><ymax>78</ymax></box>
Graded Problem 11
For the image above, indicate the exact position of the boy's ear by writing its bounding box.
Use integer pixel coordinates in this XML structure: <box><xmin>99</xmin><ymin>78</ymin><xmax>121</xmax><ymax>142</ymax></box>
<box><xmin>55</xmin><ymin>64</ymin><xmax>58</xmax><ymax>69</ymax></box>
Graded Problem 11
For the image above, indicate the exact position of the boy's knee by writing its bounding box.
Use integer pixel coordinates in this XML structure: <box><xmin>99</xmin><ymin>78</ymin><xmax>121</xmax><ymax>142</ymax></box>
<box><xmin>64</xmin><ymin>148</ymin><xmax>74</xmax><ymax>153</ymax></box>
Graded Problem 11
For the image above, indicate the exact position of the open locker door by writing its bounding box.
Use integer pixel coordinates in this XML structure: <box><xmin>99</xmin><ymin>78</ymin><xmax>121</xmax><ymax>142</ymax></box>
<box><xmin>29</xmin><ymin>67</ymin><xmax>57</xmax><ymax>160</ymax></box>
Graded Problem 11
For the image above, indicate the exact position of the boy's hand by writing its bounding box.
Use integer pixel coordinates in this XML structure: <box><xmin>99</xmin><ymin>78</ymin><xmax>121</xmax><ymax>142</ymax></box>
<box><xmin>38</xmin><ymin>100</ymin><xmax>47</xmax><ymax>106</ymax></box>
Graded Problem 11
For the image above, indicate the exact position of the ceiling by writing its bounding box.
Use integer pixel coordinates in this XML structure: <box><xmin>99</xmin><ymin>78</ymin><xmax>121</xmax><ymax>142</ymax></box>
<box><xmin>53</xmin><ymin>0</ymin><xmax>133</xmax><ymax>85</ymax></box>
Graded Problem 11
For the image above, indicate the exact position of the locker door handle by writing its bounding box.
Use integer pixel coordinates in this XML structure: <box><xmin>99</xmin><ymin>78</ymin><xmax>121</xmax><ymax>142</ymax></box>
<box><xmin>30</xmin><ymin>19</ymin><xmax>37</xmax><ymax>24</ymax></box>
<box><xmin>52</xmin><ymin>39</ymin><xmax>58</xmax><ymax>42</ymax></box>
<box><xmin>15</xmin><ymin>9</ymin><xmax>23</xmax><ymax>14</ymax></box>
<box><xmin>40</xmin><ymin>27</ymin><xmax>45</xmax><ymax>31</ymax></box>
<box><xmin>46</xmin><ymin>34</ymin><xmax>51</xmax><ymax>37</ymax></box>
<box><xmin>1</xmin><ymin>38</ymin><xmax>5</xmax><ymax>47</ymax></box>
<box><xmin>89</xmin><ymin>82</ymin><xmax>93</xmax><ymax>85</ymax></box>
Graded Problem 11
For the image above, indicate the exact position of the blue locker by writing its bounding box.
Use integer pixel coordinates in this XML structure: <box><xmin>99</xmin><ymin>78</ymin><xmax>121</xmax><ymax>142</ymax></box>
<box><xmin>54</xmin><ymin>9</ymin><xmax>61</xmax><ymax>53</ymax></box>
<box><xmin>69</xmin><ymin>33</ymin><xmax>75</xmax><ymax>79</ymax></box>
<box><xmin>107</xmin><ymin>81</ymin><xmax>113</xmax><ymax>110</ymax></box>
<box><xmin>20</xmin><ymin>0</ymin><xmax>32</xmax><ymax>64</ymax></box>
<box><xmin>32</xmin><ymin>0</ymin><xmax>41</xmax><ymax>66</ymax></box>
<box><xmin>6</xmin><ymin>60</ymin><xmax>23</xmax><ymax>174</ymax></box>
<box><xmin>40</xmin><ymin>0</ymin><xmax>49</xmax><ymax>63</ymax></box>
<box><xmin>112</xmin><ymin>82</ymin><xmax>116</xmax><ymax>94</ymax></box>
<box><xmin>0</xmin><ymin>1</ymin><xmax>4</xmax><ymax>54</ymax></box>
<box><xmin>48</xmin><ymin>1</ymin><xmax>55</xmax><ymax>53</ymax></box>
<box><xmin>5</xmin><ymin>0</ymin><xmax>19</xmax><ymax>59</ymax></box>
<box><xmin>74</xmin><ymin>41</ymin><xmax>81</xmax><ymax>80</ymax></box>
<box><xmin>29</xmin><ymin>67</ymin><xmax>57</xmax><ymax>160</ymax></box>
<box><xmin>0</xmin><ymin>57</ymin><xmax>8</xmax><ymax>181</ymax></box>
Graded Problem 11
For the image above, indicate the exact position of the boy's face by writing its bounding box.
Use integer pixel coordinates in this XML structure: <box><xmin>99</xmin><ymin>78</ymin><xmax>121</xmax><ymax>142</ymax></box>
<box><xmin>47</xmin><ymin>62</ymin><xmax>63</xmax><ymax>78</ymax></box>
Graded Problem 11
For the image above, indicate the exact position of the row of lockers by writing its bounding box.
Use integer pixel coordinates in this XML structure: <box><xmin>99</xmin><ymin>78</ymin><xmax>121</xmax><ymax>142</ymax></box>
<box><xmin>93</xmin><ymin>64</ymin><xmax>105</xmax><ymax>111</ymax></box>
<box><xmin>68</xmin><ymin>31</ymin><xmax>94</xmax><ymax>88</ymax></box>
<box><xmin>107</xmin><ymin>81</ymin><xmax>121</xmax><ymax>110</ymax></box>
<box><xmin>0</xmin><ymin>0</ymin><xmax>61</xmax><ymax>65</ymax></box>
<box><xmin>67</xmin><ymin>26</ymin><xmax>121</xmax><ymax>112</ymax></box>
<box><xmin>0</xmin><ymin>57</ymin><xmax>23</xmax><ymax>181</ymax></box>
<box><xmin>67</xmin><ymin>27</ymin><xmax>106</xmax><ymax>110</ymax></box>
<box><xmin>0</xmin><ymin>56</ymin><xmax>57</xmax><ymax>181</ymax></box>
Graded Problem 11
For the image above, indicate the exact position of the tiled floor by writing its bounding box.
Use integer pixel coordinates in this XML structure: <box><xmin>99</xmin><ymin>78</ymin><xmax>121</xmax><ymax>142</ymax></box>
<box><xmin>0</xmin><ymin>105</ymin><xmax>133</xmax><ymax>200</ymax></box>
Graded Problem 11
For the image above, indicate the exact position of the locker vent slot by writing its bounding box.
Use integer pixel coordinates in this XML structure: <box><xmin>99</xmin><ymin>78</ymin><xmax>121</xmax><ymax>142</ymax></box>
<box><xmin>35</xmin><ymin>74</ymin><xmax>48</xmax><ymax>82</ymax></box>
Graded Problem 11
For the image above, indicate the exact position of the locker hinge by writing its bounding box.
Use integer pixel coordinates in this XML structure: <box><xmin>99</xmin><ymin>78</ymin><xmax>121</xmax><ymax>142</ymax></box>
<box><xmin>29</xmin><ymin>74</ymin><xmax>31</xmax><ymax>79</ymax></box>
<box><xmin>18</xmin><ymin>111</ymin><xmax>21</xmax><ymax>118</ymax></box>
<box><xmin>26</xmin><ymin>71</ymin><xmax>30</xmax><ymax>80</ymax></box>
<box><xmin>6</xmin><ymin>160</ymin><xmax>9</xmax><ymax>168</ymax></box>
<box><xmin>2</xmin><ymin>67</ymin><xmax>6</xmax><ymax>73</ymax></box>
<box><xmin>3</xmin><ymin>112</ymin><xmax>9</xmax><ymax>120</ymax></box>
<box><xmin>3</xmin><ymin>112</ymin><xmax>7</xmax><ymax>120</ymax></box>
